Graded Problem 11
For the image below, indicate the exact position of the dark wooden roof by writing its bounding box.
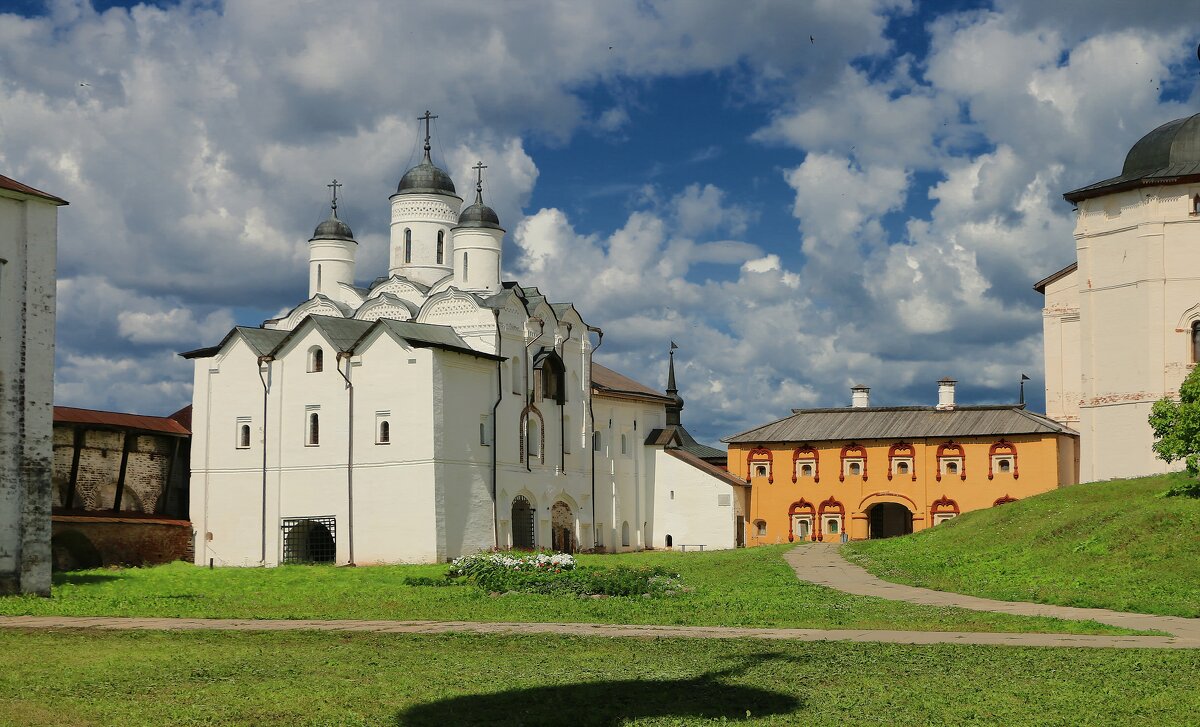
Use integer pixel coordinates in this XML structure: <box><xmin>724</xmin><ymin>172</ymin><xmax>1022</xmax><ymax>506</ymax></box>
<box><xmin>1033</xmin><ymin>262</ymin><xmax>1077</xmax><ymax>293</ymax></box>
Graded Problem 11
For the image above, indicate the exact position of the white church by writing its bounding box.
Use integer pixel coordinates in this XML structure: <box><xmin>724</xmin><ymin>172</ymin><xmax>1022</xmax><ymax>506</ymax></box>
<box><xmin>1037</xmin><ymin>111</ymin><xmax>1200</xmax><ymax>482</ymax></box>
<box><xmin>184</xmin><ymin>116</ymin><xmax>746</xmax><ymax>566</ymax></box>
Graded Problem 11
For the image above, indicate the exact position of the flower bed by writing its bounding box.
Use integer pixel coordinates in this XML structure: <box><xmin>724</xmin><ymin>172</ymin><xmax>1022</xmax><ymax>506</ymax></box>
<box><xmin>428</xmin><ymin>550</ymin><xmax>684</xmax><ymax>598</ymax></box>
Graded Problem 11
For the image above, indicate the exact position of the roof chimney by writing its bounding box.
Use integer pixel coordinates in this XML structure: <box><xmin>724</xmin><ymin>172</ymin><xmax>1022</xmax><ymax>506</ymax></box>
<box><xmin>936</xmin><ymin>377</ymin><xmax>957</xmax><ymax>410</ymax></box>
<box><xmin>851</xmin><ymin>384</ymin><xmax>870</xmax><ymax>408</ymax></box>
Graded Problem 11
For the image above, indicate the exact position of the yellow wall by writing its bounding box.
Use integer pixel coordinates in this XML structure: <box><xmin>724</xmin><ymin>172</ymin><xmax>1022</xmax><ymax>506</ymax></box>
<box><xmin>729</xmin><ymin>433</ymin><xmax>1077</xmax><ymax>545</ymax></box>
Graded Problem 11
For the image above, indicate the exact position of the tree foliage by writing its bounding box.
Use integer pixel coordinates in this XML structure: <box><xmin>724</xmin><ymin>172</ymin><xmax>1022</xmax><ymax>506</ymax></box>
<box><xmin>1149</xmin><ymin>366</ymin><xmax>1200</xmax><ymax>495</ymax></box>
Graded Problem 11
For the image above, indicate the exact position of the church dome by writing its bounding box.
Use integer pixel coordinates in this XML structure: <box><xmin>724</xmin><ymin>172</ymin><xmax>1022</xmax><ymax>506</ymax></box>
<box><xmin>310</xmin><ymin>213</ymin><xmax>355</xmax><ymax>242</ymax></box>
<box><xmin>396</xmin><ymin>158</ymin><xmax>457</xmax><ymax>196</ymax></box>
<box><xmin>1065</xmin><ymin>111</ymin><xmax>1200</xmax><ymax>203</ymax></box>
<box><xmin>1122</xmin><ymin>113</ymin><xmax>1200</xmax><ymax>176</ymax></box>
<box><xmin>457</xmin><ymin>199</ymin><xmax>502</xmax><ymax>229</ymax></box>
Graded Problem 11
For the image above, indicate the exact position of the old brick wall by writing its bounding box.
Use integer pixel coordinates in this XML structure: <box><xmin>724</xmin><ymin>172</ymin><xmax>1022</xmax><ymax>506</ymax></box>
<box><xmin>52</xmin><ymin>424</ymin><xmax>185</xmax><ymax>515</ymax></box>
<box><xmin>51</xmin><ymin>517</ymin><xmax>193</xmax><ymax>569</ymax></box>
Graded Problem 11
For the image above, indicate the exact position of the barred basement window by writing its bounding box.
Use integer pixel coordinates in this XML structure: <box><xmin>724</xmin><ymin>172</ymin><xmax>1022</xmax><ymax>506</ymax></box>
<box><xmin>281</xmin><ymin>517</ymin><xmax>336</xmax><ymax>563</ymax></box>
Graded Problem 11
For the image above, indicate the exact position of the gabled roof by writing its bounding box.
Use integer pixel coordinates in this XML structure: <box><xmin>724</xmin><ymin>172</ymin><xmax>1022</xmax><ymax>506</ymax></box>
<box><xmin>179</xmin><ymin>326</ymin><xmax>288</xmax><ymax>359</ymax></box>
<box><xmin>182</xmin><ymin>317</ymin><xmax>501</xmax><ymax>362</ymax></box>
<box><xmin>0</xmin><ymin>174</ymin><xmax>68</xmax><ymax>205</ymax></box>
<box><xmin>591</xmin><ymin>362</ymin><xmax>674</xmax><ymax>404</ymax></box>
<box><xmin>1033</xmin><ymin>262</ymin><xmax>1077</xmax><ymax>293</ymax></box>
<box><xmin>645</xmin><ymin>425</ymin><xmax>726</xmax><ymax>462</ymax></box>
<box><xmin>723</xmin><ymin>405</ymin><xmax>1077</xmax><ymax>444</ymax></box>
<box><xmin>664</xmin><ymin>448</ymin><xmax>746</xmax><ymax>488</ymax></box>
<box><xmin>54</xmin><ymin>406</ymin><xmax>190</xmax><ymax>436</ymax></box>
<box><xmin>372</xmin><ymin>319</ymin><xmax>503</xmax><ymax>360</ymax></box>
<box><xmin>306</xmin><ymin>315</ymin><xmax>374</xmax><ymax>352</ymax></box>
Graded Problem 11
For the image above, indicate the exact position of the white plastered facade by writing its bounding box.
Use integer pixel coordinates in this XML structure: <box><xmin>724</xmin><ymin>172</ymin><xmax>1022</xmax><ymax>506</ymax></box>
<box><xmin>1041</xmin><ymin>185</ymin><xmax>1200</xmax><ymax>481</ymax></box>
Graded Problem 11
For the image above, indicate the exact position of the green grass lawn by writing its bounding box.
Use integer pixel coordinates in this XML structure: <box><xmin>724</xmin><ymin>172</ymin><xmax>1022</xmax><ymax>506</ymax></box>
<box><xmin>844</xmin><ymin>473</ymin><xmax>1200</xmax><ymax>617</ymax></box>
<box><xmin>0</xmin><ymin>544</ymin><xmax>1137</xmax><ymax>635</ymax></box>
<box><xmin>0</xmin><ymin>629</ymin><xmax>1195</xmax><ymax>726</ymax></box>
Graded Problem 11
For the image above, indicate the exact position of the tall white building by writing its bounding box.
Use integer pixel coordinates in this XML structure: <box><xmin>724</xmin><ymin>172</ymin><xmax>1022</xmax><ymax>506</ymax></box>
<box><xmin>185</xmin><ymin>121</ymin><xmax>744</xmax><ymax>565</ymax></box>
<box><xmin>0</xmin><ymin>174</ymin><xmax>66</xmax><ymax>595</ymax></box>
<box><xmin>1037</xmin><ymin>112</ymin><xmax>1200</xmax><ymax>482</ymax></box>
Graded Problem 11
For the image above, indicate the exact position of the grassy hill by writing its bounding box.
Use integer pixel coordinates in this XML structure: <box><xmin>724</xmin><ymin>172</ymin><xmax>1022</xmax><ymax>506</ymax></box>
<box><xmin>843</xmin><ymin>473</ymin><xmax>1200</xmax><ymax>617</ymax></box>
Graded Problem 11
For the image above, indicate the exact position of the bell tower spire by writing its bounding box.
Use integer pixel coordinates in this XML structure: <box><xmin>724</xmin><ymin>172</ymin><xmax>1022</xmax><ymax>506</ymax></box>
<box><xmin>666</xmin><ymin>342</ymin><xmax>683</xmax><ymax>426</ymax></box>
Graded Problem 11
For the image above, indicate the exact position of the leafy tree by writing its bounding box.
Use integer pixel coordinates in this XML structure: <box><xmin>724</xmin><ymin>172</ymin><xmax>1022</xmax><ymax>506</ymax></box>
<box><xmin>1149</xmin><ymin>366</ymin><xmax>1200</xmax><ymax>497</ymax></box>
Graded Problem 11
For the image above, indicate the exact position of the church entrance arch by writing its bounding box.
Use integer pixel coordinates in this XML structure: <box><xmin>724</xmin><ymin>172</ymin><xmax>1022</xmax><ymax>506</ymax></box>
<box><xmin>551</xmin><ymin>501</ymin><xmax>575</xmax><ymax>553</ymax></box>
<box><xmin>868</xmin><ymin>503</ymin><xmax>913</xmax><ymax>539</ymax></box>
<box><xmin>511</xmin><ymin>496</ymin><xmax>536</xmax><ymax>550</ymax></box>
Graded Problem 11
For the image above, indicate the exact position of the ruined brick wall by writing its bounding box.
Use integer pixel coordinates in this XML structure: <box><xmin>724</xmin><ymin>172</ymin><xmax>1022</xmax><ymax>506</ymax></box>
<box><xmin>51</xmin><ymin>516</ymin><xmax>193</xmax><ymax>569</ymax></box>
<box><xmin>52</xmin><ymin>424</ymin><xmax>187</xmax><ymax>517</ymax></box>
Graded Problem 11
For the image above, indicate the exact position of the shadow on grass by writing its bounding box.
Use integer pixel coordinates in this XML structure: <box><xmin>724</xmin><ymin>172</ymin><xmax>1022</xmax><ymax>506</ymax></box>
<box><xmin>52</xmin><ymin>573</ymin><xmax>124</xmax><ymax>586</ymax></box>
<box><xmin>396</xmin><ymin>655</ymin><xmax>802</xmax><ymax>725</ymax></box>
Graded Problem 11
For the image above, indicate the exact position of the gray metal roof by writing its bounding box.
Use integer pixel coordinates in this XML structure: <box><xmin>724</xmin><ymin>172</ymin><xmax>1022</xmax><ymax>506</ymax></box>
<box><xmin>310</xmin><ymin>212</ymin><xmax>355</xmax><ymax>242</ymax></box>
<box><xmin>179</xmin><ymin>326</ymin><xmax>288</xmax><ymax>359</ymax></box>
<box><xmin>305</xmin><ymin>316</ymin><xmax>375</xmax><ymax>352</ymax></box>
<box><xmin>1065</xmin><ymin>113</ymin><xmax>1200</xmax><ymax>202</ymax></box>
<box><xmin>373</xmin><ymin>319</ymin><xmax>503</xmax><ymax>360</ymax></box>
<box><xmin>238</xmin><ymin>327</ymin><xmax>289</xmax><ymax>356</ymax></box>
<box><xmin>723</xmin><ymin>405</ymin><xmax>1077</xmax><ymax>444</ymax></box>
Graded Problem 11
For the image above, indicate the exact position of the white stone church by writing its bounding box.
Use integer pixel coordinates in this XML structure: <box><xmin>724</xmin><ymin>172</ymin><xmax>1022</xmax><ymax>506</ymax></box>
<box><xmin>1037</xmin><ymin>111</ymin><xmax>1200</xmax><ymax>482</ymax></box>
<box><xmin>184</xmin><ymin>119</ymin><xmax>746</xmax><ymax>566</ymax></box>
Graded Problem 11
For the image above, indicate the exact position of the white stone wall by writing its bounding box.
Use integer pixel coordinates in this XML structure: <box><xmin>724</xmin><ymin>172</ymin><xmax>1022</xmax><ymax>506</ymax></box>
<box><xmin>650</xmin><ymin>452</ymin><xmax>740</xmax><ymax>551</ymax></box>
<box><xmin>0</xmin><ymin>190</ymin><xmax>58</xmax><ymax>595</ymax></box>
<box><xmin>1067</xmin><ymin>185</ymin><xmax>1200</xmax><ymax>481</ymax></box>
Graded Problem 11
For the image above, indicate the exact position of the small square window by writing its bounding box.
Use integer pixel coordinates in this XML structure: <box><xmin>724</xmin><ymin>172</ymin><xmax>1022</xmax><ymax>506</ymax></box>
<box><xmin>755</xmin><ymin>520</ymin><xmax>767</xmax><ymax>537</ymax></box>
<box><xmin>842</xmin><ymin>458</ymin><xmax>864</xmax><ymax>478</ymax></box>
<box><xmin>798</xmin><ymin>462</ymin><xmax>814</xmax><ymax>478</ymax></box>
<box><xmin>754</xmin><ymin>464</ymin><xmax>768</xmax><ymax>478</ymax></box>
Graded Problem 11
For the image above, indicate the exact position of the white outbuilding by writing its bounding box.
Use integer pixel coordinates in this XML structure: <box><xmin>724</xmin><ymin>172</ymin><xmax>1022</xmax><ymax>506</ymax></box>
<box><xmin>184</xmin><ymin>120</ymin><xmax>743</xmax><ymax>565</ymax></box>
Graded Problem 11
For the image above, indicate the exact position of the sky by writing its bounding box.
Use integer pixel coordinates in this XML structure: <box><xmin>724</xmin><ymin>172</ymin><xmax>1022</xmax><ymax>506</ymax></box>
<box><xmin>1</xmin><ymin>0</ymin><xmax>1198</xmax><ymax>445</ymax></box>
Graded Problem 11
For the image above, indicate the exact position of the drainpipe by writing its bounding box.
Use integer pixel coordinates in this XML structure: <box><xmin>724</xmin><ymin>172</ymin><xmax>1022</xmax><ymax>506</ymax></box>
<box><xmin>560</xmin><ymin>322</ymin><xmax>573</xmax><ymax>476</ymax></box>
<box><xmin>490</xmin><ymin>308</ymin><xmax>503</xmax><ymax>549</ymax></box>
<box><xmin>585</xmin><ymin>325</ymin><xmax>603</xmax><ymax>548</ymax></box>
<box><xmin>524</xmin><ymin>317</ymin><xmax>544</xmax><ymax>472</ymax></box>
<box><xmin>336</xmin><ymin>351</ymin><xmax>355</xmax><ymax>566</ymax></box>
<box><xmin>256</xmin><ymin>355</ymin><xmax>273</xmax><ymax>565</ymax></box>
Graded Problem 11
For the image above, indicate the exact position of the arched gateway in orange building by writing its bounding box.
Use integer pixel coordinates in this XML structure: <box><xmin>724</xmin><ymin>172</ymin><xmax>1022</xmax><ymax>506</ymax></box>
<box><xmin>722</xmin><ymin>380</ymin><xmax>1079</xmax><ymax>546</ymax></box>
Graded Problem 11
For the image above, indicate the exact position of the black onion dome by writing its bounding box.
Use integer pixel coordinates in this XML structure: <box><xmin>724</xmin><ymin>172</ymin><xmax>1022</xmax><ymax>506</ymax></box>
<box><xmin>457</xmin><ymin>198</ymin><xmax>502</xmax><ymax>229</ymax></box>
<box><xmin>396</xmin><ymin>157</ymin><xmax>457</xmax><ymax>196</ymax></box>
<box><xmin>310</xmin><ymin>213</ymin><xmax>355</xmax><ymax>242</ymax></box>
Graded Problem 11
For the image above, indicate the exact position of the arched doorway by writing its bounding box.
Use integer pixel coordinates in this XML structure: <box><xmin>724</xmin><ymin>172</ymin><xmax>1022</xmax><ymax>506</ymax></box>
<box><xmin>551</xmin><ymin>501</ymin><xmax>575</xmax><ymax>553</ymax></box>
<box><xmin>511</xmin><ymin>496</ymin><xmax>535</xmax><ymax>550</ymax></box>
<box><xmin>868</xmin><ymin>503</ymin><xmax>913</xmax><ymax>539</ymax></box>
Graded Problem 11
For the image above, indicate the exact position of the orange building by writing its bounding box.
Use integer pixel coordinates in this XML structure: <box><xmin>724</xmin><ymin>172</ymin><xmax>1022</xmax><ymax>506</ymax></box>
<box><xmin>723</xmin><ymin>380</ymin><xmax>1079</xmax><ymax>544</ymax></box>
